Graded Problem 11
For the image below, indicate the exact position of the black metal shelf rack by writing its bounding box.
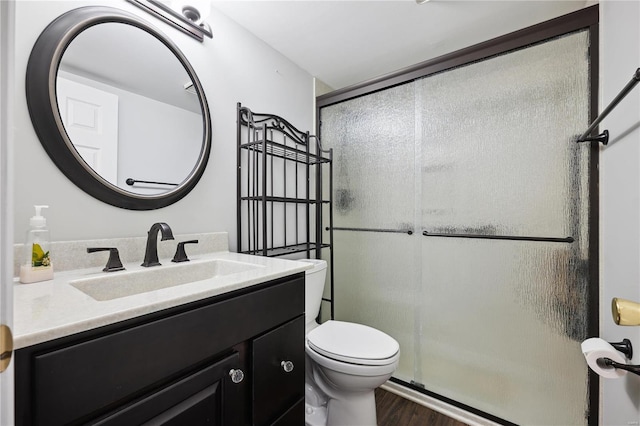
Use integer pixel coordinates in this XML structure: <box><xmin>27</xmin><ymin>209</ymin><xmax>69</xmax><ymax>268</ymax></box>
<box><xmin>236</xmin><ymin>103</ymin><xmax>334</xmax><ymax>318</ymax></box>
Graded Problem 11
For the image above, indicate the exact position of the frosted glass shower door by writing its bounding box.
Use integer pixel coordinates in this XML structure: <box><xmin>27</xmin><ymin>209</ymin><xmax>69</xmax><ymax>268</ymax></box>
<box><xmin>418</xmin><ymin>31</ymin><xmax>591</xmax><ymax>424</ymax></box>
<box><xmin>320</xmin><ymin>83</ymin><xmax>419</xmax><ymax>382</ymax></box>
<box><xmin>319</xmin><ymin>28</ymin><xmax>593</xmax><ymax>426</ymax></box>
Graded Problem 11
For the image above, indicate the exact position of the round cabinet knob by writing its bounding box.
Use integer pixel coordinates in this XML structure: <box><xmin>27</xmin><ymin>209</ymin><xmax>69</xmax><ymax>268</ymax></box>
<box><xmin>229</xmin><ymin>368</ymin><xmax>244</xmax><ymax>384</ymax></box>
<box><xmin>281</xmin><ymin>360</ymin><xmax>294</xmax><ymax>373</ymax></box>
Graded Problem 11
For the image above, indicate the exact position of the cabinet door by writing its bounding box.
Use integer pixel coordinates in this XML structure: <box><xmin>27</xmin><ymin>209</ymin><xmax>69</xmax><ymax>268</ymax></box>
<box><xmin>94</xmin><ymin>351</ymin><xmax>246</xmax><ymax>426</ymax></box>
<box><xmin>252</xmin><ymin>316</ymin><xmax>304</xmax><ymax>426</ymax></box>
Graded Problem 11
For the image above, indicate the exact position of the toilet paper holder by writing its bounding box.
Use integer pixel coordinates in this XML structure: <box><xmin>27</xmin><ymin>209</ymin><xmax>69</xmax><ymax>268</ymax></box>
<box><xmin>599</xmin><ymin>357</ymin><xmax>640</xmax><ymax>376</ymax></box>
<box><xmin>599</xmin><ymin>339</ymin><xmax>639</xmax><ymax>376</ymax></box>
<box><xmin>609</xmin><ymin>338</ymin><xmax>633</xmax><ymax>359</ymax></box>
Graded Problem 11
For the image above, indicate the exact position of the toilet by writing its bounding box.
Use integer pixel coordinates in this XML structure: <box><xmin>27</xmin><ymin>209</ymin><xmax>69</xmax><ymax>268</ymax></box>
<box><xmin>301</xmin><ymin>259</ymin><xmax>400</xmax><ymax>426</ymax></box>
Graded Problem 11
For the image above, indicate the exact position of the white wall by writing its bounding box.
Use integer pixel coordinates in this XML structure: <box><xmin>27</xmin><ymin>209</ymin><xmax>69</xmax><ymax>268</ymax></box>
<box><xmin>600</xmin><ymin>1</ymin><xmax>640</xmax><ymax>424</ymax></box>
<box><xmin>12</xmin><ymin>1</ymin><xmax>314</xmax><ymax>249</ymax></box>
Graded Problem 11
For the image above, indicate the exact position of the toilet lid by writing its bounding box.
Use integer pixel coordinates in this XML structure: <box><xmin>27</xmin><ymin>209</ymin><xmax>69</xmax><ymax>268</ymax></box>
<box><xmin>307</xmin><ymin>321</ymin><xmax>399</xmax><ymax>365</ymax></box>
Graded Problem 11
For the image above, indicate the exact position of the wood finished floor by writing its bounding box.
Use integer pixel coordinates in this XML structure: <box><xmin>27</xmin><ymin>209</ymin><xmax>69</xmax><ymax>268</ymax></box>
<box><xmin>375</xmin><ymin>388</ymin><xmax>467</xmax><ymax>426</ymax></box>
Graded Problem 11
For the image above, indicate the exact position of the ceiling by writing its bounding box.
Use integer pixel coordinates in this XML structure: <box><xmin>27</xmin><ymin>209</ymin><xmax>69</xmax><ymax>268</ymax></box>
<box><xmin>61</xmin><ymin>21</ymin><xmax>201</xmax><ymax>113</ymax></box>
<box><xmin>210</xmin><ymin>0</ymin><xmax>594</xmax><ymax>91</ymax></box>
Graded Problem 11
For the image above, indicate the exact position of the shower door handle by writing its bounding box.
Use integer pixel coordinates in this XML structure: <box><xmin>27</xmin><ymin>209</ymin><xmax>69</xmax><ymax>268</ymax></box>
<box><xmin>326</xmin><ymin>226</ymin><xmax>413</xmax><ymax>235</ymax></box>
<box><xmin>421</xmin><ymin>230</ymin><xmax>574</xmax><ymax>243</ymax></box>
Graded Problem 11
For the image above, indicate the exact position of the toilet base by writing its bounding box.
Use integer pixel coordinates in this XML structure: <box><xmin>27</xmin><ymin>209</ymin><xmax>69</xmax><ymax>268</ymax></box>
<box><xmin>326</xmin><ymin>389</ymin><xmax>377</xmax><ymax>426</ymax></box>
<box><xmin>306</xmin><ymin>364</ymin><xmax>381</xmax><ymax>426</ymax></box>
<box><xmin>305</xmin><ymin>401</ymin><xmax>328</xmax><ymax>426</ymax></box>
<box><xmin>305</xmin><ymin>386</ymin><xmax>377</xmax><ymax>426</ymax></box>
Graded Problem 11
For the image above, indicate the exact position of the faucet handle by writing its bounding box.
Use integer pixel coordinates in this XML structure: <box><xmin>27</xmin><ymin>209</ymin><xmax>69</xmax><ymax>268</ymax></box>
<box><xmin>87</xmin><ymin>248</ymin><xmax>126</xmax><ymax>272</ymax></box>
<box><xmin>172</xmin><ymin>240</ymin><xmax>199</xmax><ymax>263</ymax></box>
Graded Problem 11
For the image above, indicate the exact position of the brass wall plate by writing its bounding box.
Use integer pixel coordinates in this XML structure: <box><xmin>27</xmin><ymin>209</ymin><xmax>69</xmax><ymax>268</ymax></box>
<box><xmin>0</xmin><ymin>324</ymin><xmax>12</xmax><ymax>372</ymax></box>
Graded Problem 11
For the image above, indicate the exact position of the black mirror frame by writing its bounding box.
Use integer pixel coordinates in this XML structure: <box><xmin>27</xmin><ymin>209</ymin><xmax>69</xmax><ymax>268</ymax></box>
<box><xmin>26</xmin><ymin>6</ymin><xmax>212</xmax><ymax>210</ymax></box>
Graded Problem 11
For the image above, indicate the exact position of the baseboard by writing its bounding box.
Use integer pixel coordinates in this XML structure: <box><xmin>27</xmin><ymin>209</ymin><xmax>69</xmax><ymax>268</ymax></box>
<box><xmin>380</xmin><ymin>381</ymin><xmax>500</xmax><ymax>426</ymax></box>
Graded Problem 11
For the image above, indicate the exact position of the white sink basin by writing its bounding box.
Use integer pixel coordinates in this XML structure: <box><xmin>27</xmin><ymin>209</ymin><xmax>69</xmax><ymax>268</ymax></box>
<box><xmin>70</xmin><ymin>259</ymin><xmax>262</xmax><ymax>301</ymax></box>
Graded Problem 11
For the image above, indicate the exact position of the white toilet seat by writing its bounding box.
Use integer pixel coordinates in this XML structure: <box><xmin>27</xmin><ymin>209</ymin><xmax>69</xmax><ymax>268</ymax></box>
<box><xmin>306</xmin><ymin>320</ymin><xmax>400</xmax><ymax>376</ymax></box>
<box><xmin>307</xmin><ymin>320</ymin><xmax>399</xmax><ymax>365</ymax></box>
<box><xmin>306</xmin><ymin>340</ymin><xmax>399</xmax><ymax>376</ymax></box>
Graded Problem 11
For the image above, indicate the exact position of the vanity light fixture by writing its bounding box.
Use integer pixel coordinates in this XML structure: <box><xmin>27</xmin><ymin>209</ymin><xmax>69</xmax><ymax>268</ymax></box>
<box><xmin>127</xmin><ymin>0</ymin><xmax>213</xmax><ymax>42</ymax></box>
<box><xmin>416</xmin><ymin>0</ymin><xmax>431</xmax><ymax>3</ymax></box>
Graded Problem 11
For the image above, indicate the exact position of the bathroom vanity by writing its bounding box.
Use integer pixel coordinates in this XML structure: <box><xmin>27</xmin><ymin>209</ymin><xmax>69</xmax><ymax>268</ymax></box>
<box><xmin>13</xmin><ymin>235</ymin><xmax>308</xmax><ymax>426</ymax></box>
<box><xmin>18</xmin><ymin>4</ymin><xmax>310</xmax><ymax>424</ymax></box>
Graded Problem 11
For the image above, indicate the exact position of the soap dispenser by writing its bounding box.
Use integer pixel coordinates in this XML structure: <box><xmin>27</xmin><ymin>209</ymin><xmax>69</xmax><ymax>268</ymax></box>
<box><xmin>19</xmin><ymin>205</ymin><xmax>53</xmax><ymax>284</ymax></box>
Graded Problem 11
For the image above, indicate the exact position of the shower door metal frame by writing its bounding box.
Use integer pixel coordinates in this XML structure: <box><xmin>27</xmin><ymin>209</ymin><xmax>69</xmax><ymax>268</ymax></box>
<box><xmin>317</xmin><ymin>5</ymin><xmax>599</xmax><ymax>425</ymax></box>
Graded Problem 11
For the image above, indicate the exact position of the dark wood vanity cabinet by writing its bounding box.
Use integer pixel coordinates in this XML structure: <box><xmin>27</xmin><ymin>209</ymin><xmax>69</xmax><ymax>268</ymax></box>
<box><xmin>15</xmin><ymin>273</ymin><xmax>305</xmax><ymax>426</ymax></box>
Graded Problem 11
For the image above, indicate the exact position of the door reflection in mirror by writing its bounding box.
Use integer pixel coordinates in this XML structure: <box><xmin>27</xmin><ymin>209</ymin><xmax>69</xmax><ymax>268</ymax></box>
<box><xmin>56</xmin><ymin>76</ymin><xmax>119</xmax><ymax>186</ymax></box>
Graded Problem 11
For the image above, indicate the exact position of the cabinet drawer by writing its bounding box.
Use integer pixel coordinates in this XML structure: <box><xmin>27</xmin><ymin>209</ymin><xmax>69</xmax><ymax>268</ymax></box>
<box><xmin>252</xmin><ymin>316</ymin><xmax>305</xmax><ymax>426</ymax></box>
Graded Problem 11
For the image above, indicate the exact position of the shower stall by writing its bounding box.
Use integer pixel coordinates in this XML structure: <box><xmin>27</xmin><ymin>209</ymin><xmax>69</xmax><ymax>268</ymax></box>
<box><xmin>317</xmin><ymin>8</ymin><xmax>598</xmax><ymax>426</ymax></box>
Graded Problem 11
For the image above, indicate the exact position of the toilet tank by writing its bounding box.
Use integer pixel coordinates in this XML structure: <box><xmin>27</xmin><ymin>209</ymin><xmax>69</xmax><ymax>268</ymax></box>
<box><xmin>299</xmin><ymin>259</ymin><xmax>327</xmax><ymax>322</ymax></box>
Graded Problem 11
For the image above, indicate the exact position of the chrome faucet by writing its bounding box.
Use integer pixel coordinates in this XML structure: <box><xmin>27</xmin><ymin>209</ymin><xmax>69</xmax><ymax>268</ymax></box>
<box><xmin>141</xmin><ymin>222</ymin><xmax>174</xmax><ymax>267</ymax></box>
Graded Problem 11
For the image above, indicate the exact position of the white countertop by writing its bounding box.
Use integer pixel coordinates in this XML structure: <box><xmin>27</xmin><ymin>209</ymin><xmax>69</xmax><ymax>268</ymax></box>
<box><xmin>14</xmin><ymin>251</ymin><xmax>311</xmax><ymax>349</ymax></box>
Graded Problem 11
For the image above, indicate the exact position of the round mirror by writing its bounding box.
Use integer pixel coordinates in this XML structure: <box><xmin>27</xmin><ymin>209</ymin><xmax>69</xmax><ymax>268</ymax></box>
<box><xmin>26</xmin><ymin>6</ymin><xmax>211</xmax><ymax>210</ymax></box>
